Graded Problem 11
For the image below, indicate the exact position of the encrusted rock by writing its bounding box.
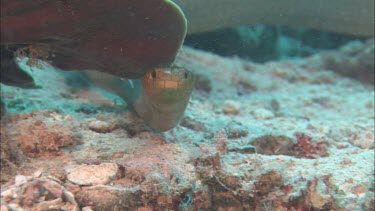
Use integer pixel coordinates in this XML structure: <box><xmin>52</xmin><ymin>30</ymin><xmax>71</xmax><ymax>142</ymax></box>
<box><xmin>66</xmin><ymin>163</ymin><xmax>119</xmax><ymax>186</ymax></box>
<box><xmin>11</xmin><ymin>119</ymin><xmax>74</xmax><ymax>154</ymax></box>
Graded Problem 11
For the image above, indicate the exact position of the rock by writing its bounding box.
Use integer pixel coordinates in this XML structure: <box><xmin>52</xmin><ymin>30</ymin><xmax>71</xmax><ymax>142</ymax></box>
<box><xmin>14</xmin><ymin>175</ymin><xmax>29</xmax><ymax>186</ymax></box>
<box><xmin>255</xmin><ymin>170</ymin><xmax>283</xmax><ymax>195</ymax></box>
<box><xmin>1</xmin><ymin>176</ymin><xmax>78</xmax><ymax>211</ymax></box>
<box><xmin>213</xmin><ymin>192</ymin><xmax>241</xmax><ymax>209</ymax></box>
<box><xmin>82</xmin><ymin>206</ymin><xmax>94</xmax><ymax>211</ymax></box>
<box><xmin>66</xmin><ymin>163</ymin><xmax>119</xmax><ymax>186</ymax></box>
<box><xmin>305</xmin><ymin>178</ymin><xmax>332</xmax><ymax>209</ymax></box>
<box><xmin>1</xmin><ymin>188</ymin><xmax>17</xmax><ymax>203</ymax></box>
<box><xmin>0</xmin><ymin>205</ymin><xmax>9</xmax><ymax>211</ymax></box>
<box><xmin>194</xmin><ymin>74</ymin><xmax>212</xmax><ymax>92</ymax></box>
<box><xmin>252</xmin><ymin>108</ymin><xmax>274</xmax><ymax>120</ymax></box>
<box><xmin>252</xmin><ymin>135</ymin><xmax>295</xmax><ymax>156</ymax></box>
<box><xmin>180</xmin><ymin>116</ymin><xmax>206</xmax><ymax>131</ymax></box>
<box><xmin>6</xmin><ymin>204</ymin><xmax>22</xmax><ymax>211</ymax></box>
<box><xmin>8</xmin><ymin>117</ymin><xmax>75</xmax><ymax>155</ymax></box>
<box><xmin>225</xmin><ymin>122</ymin><xmax>248</xmax><ymax>139</ymax></box>
<box><xmin>63</xmin><ymin>189</ymin><xmax>76</xmax><ymax>203</ymax></box>
<box><xmin>349</xmin><ymin>132</ymin><xmax>374</xmax><ymax>149</ymax></box>
<box><xmin>41</xmin><ymin>180</ymin><xmax>64</xmax><ymax>200</ymax></box>
<box><xmin>88</xmin><ymin>120</ymin><xmax>116</xmax><ymax>133</ymax></box>
<box><xmin>33</xmin><ymin>198</ymin><xmax>63</xmax><ymax>210</ymax></box>
<box><xmin>222</xmin><ymin>100</ymin><xmax>241</xmax><ymax>115</ymax></box>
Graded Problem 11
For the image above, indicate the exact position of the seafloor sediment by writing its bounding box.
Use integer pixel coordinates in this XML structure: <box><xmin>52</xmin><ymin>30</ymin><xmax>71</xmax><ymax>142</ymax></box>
<box><xmin>1</xmin><ymin>40</ymin><xmax>374</xmax><ymax>210</ymax></box>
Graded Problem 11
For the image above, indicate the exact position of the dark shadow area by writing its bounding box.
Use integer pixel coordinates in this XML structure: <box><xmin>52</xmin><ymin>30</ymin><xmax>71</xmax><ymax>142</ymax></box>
<box><xmin>184</xmin><ymin>25</ymin><xmax>364</xmax><ymax>62</ymax></box>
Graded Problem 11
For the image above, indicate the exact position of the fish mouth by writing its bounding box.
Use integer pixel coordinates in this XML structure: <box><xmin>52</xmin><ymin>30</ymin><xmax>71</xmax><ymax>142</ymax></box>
<box><xmin>142</xmin><ymin>67</ymin><xmax>194</xmax><ymax>104</ymax></box>
<box><xmin>139</xmin><ymin>67</ymin><xmax>194</xmax><ymax>131</ymax></box>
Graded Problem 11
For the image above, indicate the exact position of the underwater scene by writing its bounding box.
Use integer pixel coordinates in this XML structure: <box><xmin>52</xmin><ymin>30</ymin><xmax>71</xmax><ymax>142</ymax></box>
<box><xmin>0</xmin><ymin>0</ymin><xmax>374</xmax><ymax>210</ymax></box>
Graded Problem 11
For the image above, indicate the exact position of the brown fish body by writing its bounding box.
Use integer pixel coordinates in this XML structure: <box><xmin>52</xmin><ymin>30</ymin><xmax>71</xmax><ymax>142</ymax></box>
<box><xmin>1</xmin><ymin>0</ymin><xmax>187</xmax><ymax>79</ymax></box>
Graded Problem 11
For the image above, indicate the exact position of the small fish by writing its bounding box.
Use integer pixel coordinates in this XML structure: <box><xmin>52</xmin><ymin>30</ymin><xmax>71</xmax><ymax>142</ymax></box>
<box><xmin>84</xmin><ymin>67</ymin><xmax>194</xmax><ymax>131</ymax></box>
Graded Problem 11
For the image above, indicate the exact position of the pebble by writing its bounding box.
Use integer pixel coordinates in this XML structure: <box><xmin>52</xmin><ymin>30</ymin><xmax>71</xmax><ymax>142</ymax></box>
<box><xmin>180</xmin><ymin>116</ymin><xmax>206</xmax><ymax>131</ymax></box>
<box><xmin>66</xmin><ymin>163</ymin><xmax>119</xmax><ymax>186</ymax></box>
<box><xmin>63</xmin><ymin>189</ymin><xmax>77</xmax><ymax>204</ymax></box>
<box><xmin>7</xmin><ymin>204</ymin><xmax>22</xmax><ymax>211</ymax></box>
<box><xmin>253</xmin><ymin>108</ymin><xmax>274</xmax><ymax>120</ymax></box>
<box><xmin>225</xmin><ymin>122</ymin><xmax>248</xmax><ymax>139</ymax></box>
<box><xmin>0</xmin><ymin>205</ymin><xmax>9</xmax><ymax>211</ymax></box>
<box><xmin>88</xmin><ymin>120</ymin><xmax>115</xmax><ymax>133</ymax></box>
<box><xmin>194</xmin><ymin>74</ymin><xmax>212</xmax><ymax>92</ymax></box>
<box><xmin>1</xmin><ymin>188</ymin><xmax>17</xmax><ymax>202</ymax></box>
<box><xmin>222</xmin><ymin>100</ymin><xmax>241</xmax><ymax>115</ymax></box>
<box><xmin>14</xmin><ymin>175</ymin><xmax>28</xmax><ymax>186</ymax></box>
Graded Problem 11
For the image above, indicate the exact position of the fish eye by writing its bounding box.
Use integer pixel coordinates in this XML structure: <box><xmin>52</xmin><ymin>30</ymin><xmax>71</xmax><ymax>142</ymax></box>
<box><xmin>184</xmin><ymin>72</ymin><xmax>188</xmax><ymax>79</ymax></box>
<box><xmin>152</xmin><ymin>70</ymin><xmax>156</xmax><ymax>78</ymax></box>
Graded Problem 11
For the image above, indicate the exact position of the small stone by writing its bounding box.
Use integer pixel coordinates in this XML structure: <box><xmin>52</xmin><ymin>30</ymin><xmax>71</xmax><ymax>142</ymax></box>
<box><xmin>255</xmin><ymin>170</ymin><xmax>283</xmax><ymax>195</ymax></box>
<box><xmin>14</xmin><ymin>175</ymin><xmax>28</xmax><ymax>186</ymax></box>
<box><xmin>253</xmin><ymin>108</ymin><xmax>274</xmax><ymax>120</ymax></box>
<box><xmin>42</xmin><ymin>180</ymin><xmax>63</xmax><ymax>199</ymax></box>
<box><xmin>180</xmin><ymin>116</ymin><xmax>206</xmax><ymax>131</ymax></box>
<box><xmin>7</xmin><ymin>203</ymin><xmax>23</xmax><ymax>211</ymax></box>
<box><xmin>63</xmin><ymin>189</ymin><xmax>78</xmax><ymax>207</ymax></box>
<box><xmin>352</xmin><ymin>184</ymin><xmax>367</xmax><ymax>195</ymax></box>
<box><xmin>270</xmin><ymin>99</ymin><xmax>280</xmax><ymax>112</ymax></box>
<box><xmin>222</xmin><ymin>100</ymin><xmax>241</xmax><ymax>115</ymax></box>
<box><xmin>66</xmin><ymin>163</ymin><xmax>118</xmax><ymax>185</ymax></box>
<box><xmin>340</xmin><ymin>157</ymin><xmax>353</xmax><ymax>165</ymax></box>
<box><xmin>135</xmin><ymin>207</ymin><xmax>153</xmax><ymax>211</ymax></box>
<box><xmin>82</xmin><ymin>207</ymin><xmax>94</xmax><ymax>211</ymax></box>
<box><xmin>194</xmin><ymin>74</ymin><xmax>212</xmax><ymax>92</ymax></box>
<box><xmin>33</xmin><ymin>169</ymin><xmax>42</xmax><ymax>178</ymax></box>
<box><xmin>213</xmin><ymin>192</ymin><xmax>241</xmax><ymax>207</ymax></box>
<box><xmin>225</xmin><ymin>123</ymin><xmax>248</xmax><ymax>139</ymax></box>
<box><xmin>252</xmin><ymin>135</ymin><xmax>295</xmax><ymax>156</ymax></box>
<box><xmin>1</xmin><ymin>188</ymin><xmax>17</xmax><ymax>202</ymax></box>
<box><xmin>88</xmin><ymin>120</ymin><xmax>116</xmax><ymax>133</ymax></box>
<box><xmin>0</xmin><ymin>205</ymin><xmax>9</xmax><ymax>211</ymax></box>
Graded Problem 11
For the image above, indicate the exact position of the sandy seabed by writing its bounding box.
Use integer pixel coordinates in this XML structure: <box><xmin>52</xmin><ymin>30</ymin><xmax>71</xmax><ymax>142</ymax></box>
<box><xmin>1</xmin><ymin>39</ymin><xmax>374</xmax><ymax>210</ymax></box>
